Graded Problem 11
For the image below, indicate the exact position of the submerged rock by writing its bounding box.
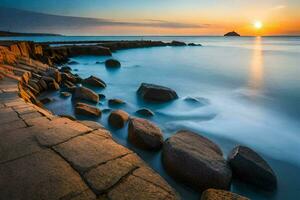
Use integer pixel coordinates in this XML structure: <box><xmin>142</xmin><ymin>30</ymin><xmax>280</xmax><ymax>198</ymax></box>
<box><xmin>72</xmin><ymin>86</ymin><xmax>99</xmax><ymax>103</ymax></box>
<box><xmin>98</xmin><ymin>93</ymin><xmax>106</xmax><ymax>100</ymax></box>
<box><xmin>188</xmin><ymin>43</ymin><xmax>202</xmax><ymax>46</ymax></box>
<box><xmin>136</xmin><ymin>108</ymin><xmax>154</xmax><ymax>117</ymax></box>
<box><xmin>137</xmin><ymin>83</ymin><xmax>178</xmax><ymax>102</ymax></box>
<box><xmin>60</xmin><ymin>91</ymin><xmax>71</xmax><ymax>97</ymax></box>
<box><xmin>108</xmin><ymin>98</ymin><xmax>125</xmax><ymax>106</ymax></box>
<box><xmin>162</xmin><ymin>130</ymin><xmax>232</xmax><ymax>192</ymax></box>
<box><xmin>171</xmin><ymin>41</ymin><xmax>187</xmax><ymax>46</ymax></box>
<box><xmin>75</xmin><ymin>102</ymin><xmax>101</xmax><ymax>117</ymax></box>
<box><xmin>128</xmin><ymin>117</ymin><xmax>163</xmax><ymax>150</ymax></box>
<box><xmin>40</xmin><ymin>97</ymin><xmax>53</xmax><ymax>104</ymax></box>
<box><xmin>68</xmin><ymin>61</ymin><xmax>79</xmax><ymax>65</ymax></box>
<box><xmin>82</xmin><ymin>75</ymin><xmax>106</xmax><ymax>88</ymax></box>
<box><xmin>60</xmin><ymin>66</ymin><xmax>71</xmax><ymax>73</ymax></box>
<box><xmin>228</xmin><ymin>145</ymin><xmax>277</xmax><ymax>191</ymax></box>
<box><xmin>105</xmin><ymin>59</ymin><xmax>121</xmax><ymax>68</ymax></box>
<box><xmin>108</xmin><ymin>110</ymin><xmax>129</xmax><ymax>129</ymax></box>
<box><xmin>201</xmin><ymin>189</ymin><xmax>249</xmax><ymax>200</ymax></box>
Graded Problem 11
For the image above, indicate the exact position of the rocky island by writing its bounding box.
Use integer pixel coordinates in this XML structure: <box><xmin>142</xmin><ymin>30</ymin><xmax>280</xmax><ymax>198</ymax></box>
<box><xmin>224</xmin><ymin>31</ymin><xmax>241</xmax><ymax>36</ymax></box>
<box><xmin>0</xmin><ymin>39</ymin><xmax>276</xmax><ymax>200</ymax></box>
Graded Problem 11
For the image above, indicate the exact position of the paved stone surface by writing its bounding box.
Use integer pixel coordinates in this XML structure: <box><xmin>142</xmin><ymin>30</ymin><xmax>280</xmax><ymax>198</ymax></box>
<box><xmin>0</xmin><ymin>149</ymin><xmax>90</xmax><ymax>200</ymax></box>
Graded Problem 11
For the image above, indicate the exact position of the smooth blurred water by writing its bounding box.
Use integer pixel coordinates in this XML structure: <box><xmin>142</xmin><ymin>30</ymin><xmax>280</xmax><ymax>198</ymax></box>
<box><xmin>5</xmin><ymin>36</ymin><xmax>300</xmax><ymax>199</ymax></box>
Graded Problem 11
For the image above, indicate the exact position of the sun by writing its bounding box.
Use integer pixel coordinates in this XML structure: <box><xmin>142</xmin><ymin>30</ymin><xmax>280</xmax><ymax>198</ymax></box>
<box><xmin>254</xmin><ymin>21</ymin><xmax>263</xmax><ymax>29</ymax></box>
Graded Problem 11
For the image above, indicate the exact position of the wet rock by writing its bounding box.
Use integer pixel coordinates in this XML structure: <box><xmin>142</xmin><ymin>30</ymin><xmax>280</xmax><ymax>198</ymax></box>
<box><xmin>201</xmin><ymin>189</ymin><xmax>249</xmax><ymax>200</ymax></box>
<box><xmin>184</xmin><ymin>97</ymin><xmax>209</xmax><ymax>106</ymax></box>
<box><xmin>137</xmin><ymin>83</ymin><xmax>178</xmax><ymax>102</ymax></box>
<box><xmin>75</xmin><ymin>102</ymin><xmax>101</xmax><ymax>117</ymax></box>
<box><xmin>68</xmin><ymin>61</ymin><xmax>79</xmax><ymax>65</ymax></box>
<box><xmin>60</xmin><ymin>66</ymin><xmax>71</xmax><ymax>73</ymax></box>
<box><xmin>37</xmin><ymin>79</ymin><xmax>48</xmax><ymax>91</ymax></box>
<box><xmin>128</xmin><ymin>117</ymin><xmax>163</xmax><ymax>150</ymax></box>
<box><xmin>108</xmin><ymin>99</ymin><xmax>125</xmax><ymax>106</ymax></box>
<box><xmin>162</xmin><ymin>130</ymin><xmax>232</xmax><ymax>192</ymax></box>
<box><xmin>105</xmin><ymin>59</ymin><xmax>121</xmax><ymax>68</ymax></box>
<box><xmin>171</xmin><ymin>41</ymin><xmax>186</xmax><ymax>46</ymax></box>
<box><xmin>228</xmin><ymin>145</ymin><xmax>277</xmax><ymax>191</ymax></box>
<box><xmin>28</xmin><ymin>80</ymin><xmax>40</xmax><ymax>93</ymax></box>
<box><xmin>82</xmin><ymin>75</ymin><xmax>106</xmax><ymax>88</ymax></box>
<box><xmin>72</xmin><ymin>86</ymin><xmax>99</xmax><ymax>103</ymax></box>
<box><xmin>108</xmin><ymin>110</ymin><xmax>129</xmax><ymax>129</ymax></box>
<box><xmin>102</xmin><ymin>108</ymin><xmax>112</xmax><ymax>113</ymax></box>
<box><xmin>60</xmin><ymin>92</ymin><xmax>71</xmax><ymax>97</ymax></box>
<box><xmin>136</xmin><ymin>108</ymin><xmax>154</xmax><ymax>117</ymax></box>
<box><xmin>40</xmin><ymin>97</ymin><xmax>53</xmax><ymax>104</ymax></box>
<box><xmin>188</xmin><ymin>43</ymin><xmax>202</xmax><ymax>46</ymax></box>
<box><xmin>98</xmin><ymin>93</ymin><xmax>106</xmax><ymax>100</ymax></box>
<box><xmin>48</xmin><ymin>81</ymin><xmax>60</xmax><ymax>91</ymax></box>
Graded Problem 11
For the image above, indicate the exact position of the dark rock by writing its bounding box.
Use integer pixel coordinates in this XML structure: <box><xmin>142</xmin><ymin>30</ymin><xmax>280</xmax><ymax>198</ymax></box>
<box><xmin>102</xmin><ymin>108</ymin><xmax>112</xmax><ymax>113</ymax></box>
<box><xmin>228</xmin><ymin>145</ymin><xmax>277</xmax><ymax>191</ymax></box>
<box><xmin>82</xmin><ymin>75</ymin><xmax>106</xmax><ymax>88</ymax></box>
<box><xmin>68</xmin><ymin>61</ymin><xmax>79</xmax><ymax>65</ymax></box>
<box><xmin>95</xmin><ymin>61</ymin><xmax>103</xmax><ymax>64</ymax></box>
<box><xmin>60</xmin><ymin>66</ymin><xmax>71</xmax><ymax>73</ymax></box>
<box><xmin>137</xmin><ymin>83</ymin><xmax>178</xmax><ymax>102</ymax></box>
<box><xmin>60</xmin><ymin>92</ymin><xmax>71</xmax><ymax>97</ymax></box>
<box><xmin>170</xmin><ymin>41</ymin><xmax>186</xmax><ymax>46</ymax></box>
<box><xmin>136</xmin><ymin>108</ymin><xmax>154</xmax><ymax>117</ymax></box>
<box><xmin>108</xmin><ymin>99</ymin><xmax>125</xmax><ymax>106</ymax></box>
<box><xmin>37</xmin><ymin>79</ymin><xmax>48</xmax><ymax>91</ymax></box>
<box><xmin>224</xmin><ymin>31</ymin><xmax>240</xmax><ymax>36</ymax></box>
<box><xmin>128</xmin><ymin>117</ymin><xmax>163</xmax><ymax>150</ymax></box>
<box><xmin>162</xmin><ymin>130</ymin><xmax>232</xmax><ymax>192</ymax></box>
<box><xmin>75</xmin><ymin>102</ymin><xmax>101</xmax><ymax>117</ymax></box>
<box><xmin>48</xmin><ymin>81</ymin><xmax>60</xmax><ymax>91</ymax></box>
<box><xmin>40</xmin><ymin>97</ymin><xmax>53</xmax><ymax>104</ymax></box>
<box><xmin>28</xmin><ymin>80</ymin><xmax>40</xmax><ymax>93</ymax></box>
<box><xmin>188</xmin><ymin>43</ymin><xmax>202</xmax><ymax>46</ymax></box>
<box><xmin>98</xmin><ymin>94</ymin><xmax>106</xmax><ymax>99</ymax></box>
<box><xmin>73</xmin><ymin>69</ymin><xmax>78</xmax><ymax>71</ymax></box>
<box><xmin>72</xmin><ymin>86</ymin><xmax>99</xmax><ymax>103</ymax></box>
<box><xmin>108</xmin><ymin>110</ymin><xmax>129</xmax><ymax>129</ymax></box>
<box><xmin>201</xmin><ymin>189</ymin><xmax>249</xmax><ymax>200</ymax></box>
<box><xmin>105</xmin><ymin>59</ymin><xmax>121</xmax><ymax>68</ymax></box>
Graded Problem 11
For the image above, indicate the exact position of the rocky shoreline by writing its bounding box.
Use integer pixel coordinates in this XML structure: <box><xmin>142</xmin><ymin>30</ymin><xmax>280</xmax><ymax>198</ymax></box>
<box><xmin>0</xmin><ymin>40</ymin><xmax>276</xmax><ymax>199</ymax></box>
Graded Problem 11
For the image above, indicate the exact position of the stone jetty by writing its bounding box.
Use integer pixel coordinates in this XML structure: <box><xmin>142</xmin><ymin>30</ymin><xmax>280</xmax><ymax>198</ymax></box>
<box><xmin>0</xmin><ymin>40</ymin><xmax>179</xmax><ymax>200</ymax></box>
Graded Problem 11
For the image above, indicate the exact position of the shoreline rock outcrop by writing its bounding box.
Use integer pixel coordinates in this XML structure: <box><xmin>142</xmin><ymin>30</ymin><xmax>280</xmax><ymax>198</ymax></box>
<box><xmin>108</xmin><ymin>110</ymin><xmax>129</xmax><ymax>129</ymax></box>
<box><xmin>82</xmin><ymin>75</ymin><xmax>106</xmax><ymax>88</ymax></box>
<box><xmin>228</xmin><ymin>145</ymin><xmax>277</xmax><ymax>191</ymax></box>
<box><xmin>128</xmin><ymin>117</ymin><xmax>164</xmax><ymax>150</ymax></box>
<box><xmin>137</xmin><ymin>83</ymin><xmax>178</xmax><ymax>102</ymax></box>
<box><xmin>162</xmin><ymin>131</ymin><xmax>232</xmax><ymax>192</ymax></box>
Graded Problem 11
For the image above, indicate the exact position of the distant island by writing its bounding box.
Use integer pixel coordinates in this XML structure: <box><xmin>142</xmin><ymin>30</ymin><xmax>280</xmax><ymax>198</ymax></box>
<box><xmin>0</xmin><ymin>31</ymin><xmax>61</xmax><ymax>37</ymax></box>
<box><xmin>224</xmin><ymin>31</ymin><xmax>240</xmax><ymax>36</ymax></box>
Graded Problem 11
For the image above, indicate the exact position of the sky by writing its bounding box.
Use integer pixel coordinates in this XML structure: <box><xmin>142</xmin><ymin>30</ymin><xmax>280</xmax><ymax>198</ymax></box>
<box><xmin>0</xmin><ymin>0</ymin><xmax>300</xmax><ymax>36</ymax></box>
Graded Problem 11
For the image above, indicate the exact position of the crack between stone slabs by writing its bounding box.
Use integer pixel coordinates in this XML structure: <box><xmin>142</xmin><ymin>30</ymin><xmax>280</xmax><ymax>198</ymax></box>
<box><xmin>13</xmin><ymin>108</ymin><xmax>30</xmax><ymax>127</ymax></box>
<box><xmin>132</xmin><ymin>173</ymin><xmax>175</xmax><ymax>197</ymax></box>
<box><xmin>0</xmin><ymin>149</ymin><xmax>43</xmax><ymax>165</ymax></box>
<box><xmin>49</xmin><ymin>148</ymin><xmax>98</xmax><ymax>198</ymax></box>
<box><xmin>95</xmin><ymin>166</ymin><xmax>140</xmax><ymax>197</ymax></box>
<box><xmin>59</xmin><ymin>188</ymin><xmax>93</xmax><ymax>200</ymax></box>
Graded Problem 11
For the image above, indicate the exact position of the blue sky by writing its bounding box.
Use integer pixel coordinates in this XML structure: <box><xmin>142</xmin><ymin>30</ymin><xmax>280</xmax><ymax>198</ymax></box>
<box><xmin>1</xmin><ymin>0</ymin><xmax>299</xmax><ymax>35</ymax></box>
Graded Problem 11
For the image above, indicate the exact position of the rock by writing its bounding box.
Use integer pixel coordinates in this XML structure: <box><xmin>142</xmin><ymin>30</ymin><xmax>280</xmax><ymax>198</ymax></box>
<box><xmin>58</xmin><ymin>114</ymin><xmax>76</xmax><ymax>121</ymax></box>
<box><xmin>224</xmin><ymin>31</ymin><xmax>240</xmax><ymax>36</ymax></box>
<box><xmin>68</xmin><ymin>61</ymin><xmax>79</xmax><ymax>65</ymax></box>
<box><xmin>201</xmin><ymin>189</ymin><xmax>249</xmax><ymax>200</ymax></box>
<box><xmin>128</xmin><ymin>117</ymin><xmax>163</xmax><ymax>150</ymax></box>
<box><xmin>82</xmin><ymin>75</ymin><xmax>106</xmax><ymax>88</ymax></box>
<box><xmin>102</xmin><ymin>108</ymin><xmax>112</xmax><ymax>113</ymax></box>
<box><xmin>79</xmin><ymin>120</ymin><xmax>105</xmax><ymax>130</ymax></box>
<box><xmin>42</xmin><ymin>76</ymin><xmax>60</xmax><ymax>91</ymax></box>
<box><xmin>170</xmin><ymin>41</ymin><xmax>186</xmax><ymax>46</ymax></box>
<box><xmin>60</xmin><ymin>66</ymin><xmax>71</xmax><ymax>73</ymax></box>
<box><xmin>60</xmin><ymin>92</ymin><xmax>71</xmax><ymax>97</ymax></box>
<box><xmin>228</xmin><ymin>145</ymin><xmax>277</xmax><ymax>191</ymax></box>
<box><xmin>137</xmin><ymin>83</ymin><xmax>178</xmax><ymax>102</ymax></box>
<box><xmin>73</xmin><ymin>69</ymin><xmax>78</xmax><ymax>71</ymax></box>
<box><xmin>40</xmin><ymin>97</ymin><xmax>53</xmax><ymax>104</ymax></box>
<box><xmin>108</xmin><ymin>99</ymin><xmax>125</xmax><ymax>106</ymax></box>
<box><xmin>162</xmin><ymin>130</ymin><xmax>232</xmax><ymax>192</ymax></box>
<box><xmin>49</xmin><ymin>81</ymin><xmax>60</xmax><ymax>90</ymax></box>
<box><xmin>188</xmin><ymin>43</ymin><xmax>202</xmax><ymax>46</ymax></box>
<box><xmin>105</xmin><ymin>59</ymin><xmax>121</xmax><ymax>68</ymax></box>
<box><xmin>28</xmin><ymin>80</ymin><xmax>40</xmax><ymax>93</ymax></box>
<box><xmin>136</xmin><ymin>108</ymin><xmax>154</xmax><ymax>117</ymax></box>
<box><xmin>95</xmin><ymin>61</ymin><xmax>102</xmax><ymax>64</ymax></box>
<box><xmin>98</xmin><ymin>93</ymin><xmax>106</xmax><ymax>99</ymax></box>
<box><xmin>37</xmin><ymin>79</ymin><xmax>48</xmax><ymax>91</ymax></box>
<box><xmin>108</xmin><ymin>110</ymin><xmax>129</xmax><ymax>129</ymax></box>
<box><xmin>75</xmin><ymin>102</ymin><xmax>101</xmax><ymax>117</ymax></box>
<box><xmin>72</xmin><ymin>86</ymin><xmax>99</xmax><ymax>103</ymax></box>
<box><xmin>184</xmin><ymin>97</ymin><xmax>209</xmax><ymax>106</ymax></box>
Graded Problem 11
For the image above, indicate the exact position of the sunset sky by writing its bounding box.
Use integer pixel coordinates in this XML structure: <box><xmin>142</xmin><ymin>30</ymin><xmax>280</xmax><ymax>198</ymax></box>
<box><xmin>1</xmin><ymin>0</ymin><xmax>300</xmax><ymax>36</ymax></box>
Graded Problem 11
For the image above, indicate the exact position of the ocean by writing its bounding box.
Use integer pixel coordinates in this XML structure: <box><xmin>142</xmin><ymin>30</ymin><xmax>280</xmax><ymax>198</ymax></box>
<box><xmin>2</xmin><ymin>36</ymin><xmax>300</xmax><ymax>200</ymax></box>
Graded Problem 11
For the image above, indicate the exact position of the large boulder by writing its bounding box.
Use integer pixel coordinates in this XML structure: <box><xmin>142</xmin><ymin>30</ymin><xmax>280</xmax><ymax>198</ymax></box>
<box><xmin>228</xmin><ymin>146</ymin><xmax>277</xmax><ymax>191</ymax></box>
<box><xmin>105</xmin><ymin>59</ymin><xmax>121</xmax><ymax>68</ymax></box>
<box><xmin>128</xmin><ymin>118</ymin><xmax>163</xmax><ymax>150</ymax></box>
<box><xmin>75</xmin><ymin>102</ymin><xmax>101</xmax><ymax>117</ymax></box>
<box><xmin>82</xmin><ymin>75</ymin><xmax>106</xmax><ymax>88</ymax></box>
<box><xmin>137</xmin><ymin>83</ymin><xmax>178</xmax><ymax>102</ymax></box>
<box><xmin>108</xmin><ymin>110</ymin><xmax>129</xmax><ymax>129</ymax></box>
<box><xmin>72</xmin><ymin>86</ymin><xmax>99</xmax><ymax>103</ymax></box>
<box><xmin>162</xmin><ymin>131</ymin><xmax>232</xmax><ymax>192</ymax></box>
<box><xmin>201</xmin><ymin>189</ymin><xmax>249</xmax><ymax>200</ymax></box>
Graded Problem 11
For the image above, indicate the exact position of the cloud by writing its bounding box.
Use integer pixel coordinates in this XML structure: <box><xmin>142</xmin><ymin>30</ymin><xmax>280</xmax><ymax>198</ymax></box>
<box><xmin>270</xmin><ymin>5</ymin><xmax>286</xmax><ymax>10</ymax></box>
<box><xmin>0</xmin><ymin>7</ymin><xmax>204</xmax><ymax>34</ymax></box>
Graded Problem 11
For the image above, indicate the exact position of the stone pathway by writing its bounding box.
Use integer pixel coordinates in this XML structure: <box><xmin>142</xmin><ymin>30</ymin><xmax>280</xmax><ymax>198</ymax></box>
<box><xmin>0</xmin><ymin>77</ymin><xmax>179</xmax><ymax>200</ymax></box>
